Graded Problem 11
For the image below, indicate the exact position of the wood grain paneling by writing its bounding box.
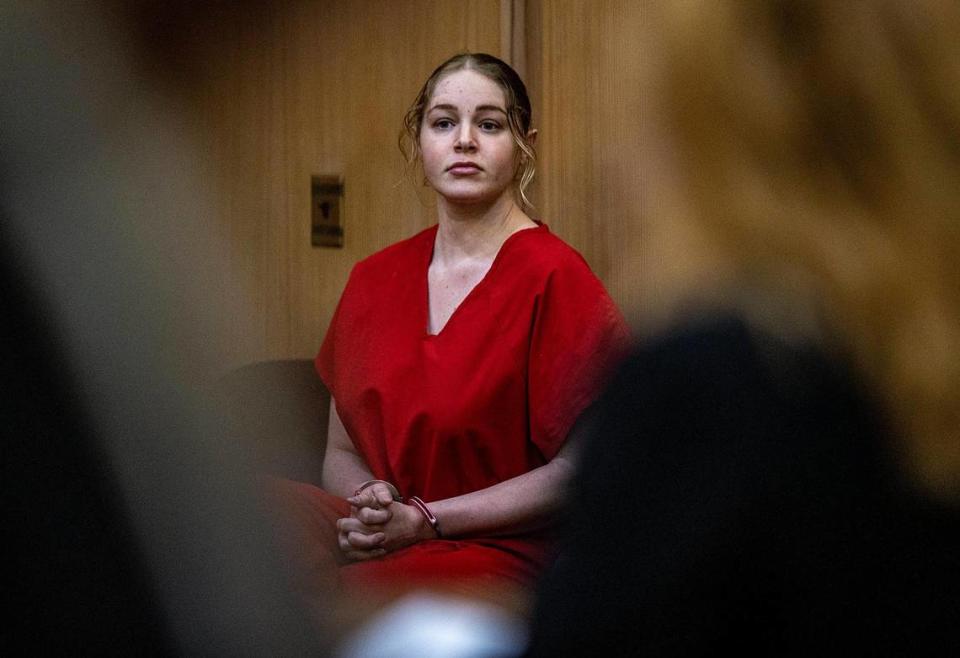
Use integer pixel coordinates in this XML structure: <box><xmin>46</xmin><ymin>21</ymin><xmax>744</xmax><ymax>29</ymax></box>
<box><xmin>195</xmin><ymin>1</ymin><xmax>502</xmax><ymax>367</ymax></box>
<box><xmin>525</xmin><ymin>0</ymin><xmax>645</xmax><ymax>316</ymax></box>
<box><xmin>195</xmin><ymin>0</ymin><xmax>648</xmax><ymax>368</ymax></box>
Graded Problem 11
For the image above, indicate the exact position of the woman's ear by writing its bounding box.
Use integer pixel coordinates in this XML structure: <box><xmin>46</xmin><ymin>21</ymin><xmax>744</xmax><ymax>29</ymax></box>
<box><xmin>526</xmin><ymin>128</ymin><xmax>538</xmax><ymax>146</ymax></box>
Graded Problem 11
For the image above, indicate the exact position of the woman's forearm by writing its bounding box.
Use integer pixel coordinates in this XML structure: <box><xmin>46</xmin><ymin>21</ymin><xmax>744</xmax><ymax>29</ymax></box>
<box><xmin>427</xmin><ymin>444</ymin><xmax>577</xmax><ymax>538</ymax></box>
<box><xmin>321</xmin><ymin>446</ymin><xmax>374</xmax><ymax>499</ymax></box>
<box><xmin>326</xmin><ymin>395</ymin><xmax>577</xmax><ymax>541</ymax></box>
<box><xmin>321</xmin><ymin>398</ymin><xmax>374</xmax><ymax>498</ymax></box>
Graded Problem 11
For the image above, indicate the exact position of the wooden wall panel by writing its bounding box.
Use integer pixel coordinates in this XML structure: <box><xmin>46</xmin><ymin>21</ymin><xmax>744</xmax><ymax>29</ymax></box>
<box><xmin>195</xmin><ymin>1</ymin><xmax>502</xmax><ymax>368</ymax></box>
<box><xmin>194</xmin><ymin>0</ymin><xmax>649</xmax><ymax>368</ymax></box>
<box><xmin>525</xmin><ymin>0</ymin><xmax>645</xmax><ymax>317</ymax></box>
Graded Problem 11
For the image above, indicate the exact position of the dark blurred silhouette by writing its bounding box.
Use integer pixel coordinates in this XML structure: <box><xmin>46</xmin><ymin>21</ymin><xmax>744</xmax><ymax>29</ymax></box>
<box><xmin>1</xmin><ymin>2</ymin><xmax>327</xmax><ymax>653</ymax></box>
<box><xmin>2</xmin><ymin>220</ymin><xmax>174</xmax><ymax>655</ymax></box>
<box><xmin>528</xmin><ymin>1</ymin><xmax>960</xmax><ymax>654</ymax></box>
<box><xmin>528</xmin><ymin>315</ymin><xmax>959</xmax><ymax>655</ymax></box>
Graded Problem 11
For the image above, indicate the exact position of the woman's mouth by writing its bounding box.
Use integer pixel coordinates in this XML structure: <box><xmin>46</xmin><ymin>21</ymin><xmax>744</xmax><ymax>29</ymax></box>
<box><xmin>447</xmin><ymin>162</ymin><xmax>482</xmax><ymax>175</ymax></box>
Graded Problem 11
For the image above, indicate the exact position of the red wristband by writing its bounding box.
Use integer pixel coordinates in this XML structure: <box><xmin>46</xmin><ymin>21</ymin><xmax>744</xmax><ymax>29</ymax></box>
<box><xmin>408</xmin><ymin>496</ymin><xmax>442</xmax><ymax>538</ymax></box>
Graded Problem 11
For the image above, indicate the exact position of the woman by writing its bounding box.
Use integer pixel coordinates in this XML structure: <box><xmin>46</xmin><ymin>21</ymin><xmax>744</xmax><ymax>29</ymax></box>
<box><xmin>275</xmin><ymin>53</ymin><xmax>628</xmax><ymax>599</ymax></box>
<box><xmin>527</xmin><ymin>1</ymin><xmax>960</xmax><ymax>654</ymax></box>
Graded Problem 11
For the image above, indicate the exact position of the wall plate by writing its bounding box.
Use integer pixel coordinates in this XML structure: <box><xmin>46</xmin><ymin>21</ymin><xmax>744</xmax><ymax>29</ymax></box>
<box><xmin>311</xmin><ymin>175</ymin><xmax>344</xmax><ymax>247</ymax></box>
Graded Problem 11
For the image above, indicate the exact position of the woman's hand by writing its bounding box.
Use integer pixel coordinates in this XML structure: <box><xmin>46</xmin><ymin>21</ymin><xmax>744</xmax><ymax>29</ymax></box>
<box><xmin>335</xmin><ymin>484</ymin><xmax>393</xmax><ymax>561</ymax></box>
<box><xmin>337</xmin><ymin>492</ymin><xmax>437</xmax><ymax>561</ymax></box>
<box><xmin>336</xmin><ymin>497</ymin><xmax>391</xmax><ymax>562</ymax></box>
<box><xmin>350</xmin><ymin>482</ymin><xmax>399</xmax><ymax>510</ymax></box>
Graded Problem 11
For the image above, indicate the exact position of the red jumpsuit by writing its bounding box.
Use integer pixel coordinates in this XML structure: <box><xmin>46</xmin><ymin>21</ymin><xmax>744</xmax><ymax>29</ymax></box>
<box><xmin>276</xmin><ymin>223</ymin><xmax>629</xmax><ymax>593</ymax></box>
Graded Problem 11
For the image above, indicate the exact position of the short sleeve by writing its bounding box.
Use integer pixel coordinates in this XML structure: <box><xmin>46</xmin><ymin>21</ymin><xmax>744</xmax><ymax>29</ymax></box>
<box><xmin>528</xmin><ymin>256</ymin><xmax>631</xmax><ymax>460</ymax></box>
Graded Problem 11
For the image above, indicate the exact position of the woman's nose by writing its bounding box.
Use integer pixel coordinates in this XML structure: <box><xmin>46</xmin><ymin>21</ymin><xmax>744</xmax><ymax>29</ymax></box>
<box><xmin>454</xmin><ymin>125</ymin><xmax>477</xmax><ymax>152</ymax></box>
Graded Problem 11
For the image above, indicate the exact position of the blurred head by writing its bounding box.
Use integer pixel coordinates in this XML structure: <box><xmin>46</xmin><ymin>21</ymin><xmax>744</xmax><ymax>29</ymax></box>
<box><xmin>399</xmin><ymin>53</ymin><xmax>536</xmax><ymax>211</ymax></box>
<box><xmin>640</xmin><ymin>0</ymin><xmax>960</xmax><ymax>496</ymax></box>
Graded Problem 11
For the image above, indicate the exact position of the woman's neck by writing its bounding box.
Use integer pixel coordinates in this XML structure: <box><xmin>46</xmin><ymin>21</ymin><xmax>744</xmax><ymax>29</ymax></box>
<box><xmin>433</xmin><ymin>193</ymin><xmax>536</xmax><ymax>265</ymax></box>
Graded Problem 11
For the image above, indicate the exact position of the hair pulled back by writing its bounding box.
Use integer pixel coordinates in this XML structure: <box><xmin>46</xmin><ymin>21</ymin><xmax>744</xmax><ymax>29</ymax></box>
<box><xmin>399</xmin><ymin>53</ymin><xmax>536</xmax><ymax>211</ymax></box>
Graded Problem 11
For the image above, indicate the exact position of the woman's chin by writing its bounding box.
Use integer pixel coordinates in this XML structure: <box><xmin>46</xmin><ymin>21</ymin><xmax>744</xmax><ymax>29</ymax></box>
<box><xmin>437</xmin><ymin>186</ymin><xmax>511</xmax><ymax>209</ymax></box>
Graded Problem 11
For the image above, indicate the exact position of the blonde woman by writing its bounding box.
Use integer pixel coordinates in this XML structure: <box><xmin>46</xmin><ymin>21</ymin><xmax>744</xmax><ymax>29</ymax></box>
<box><xmin>272</xmin><ymin>53</ymin><xmax>628</xmax><ymax>602</ymax></box>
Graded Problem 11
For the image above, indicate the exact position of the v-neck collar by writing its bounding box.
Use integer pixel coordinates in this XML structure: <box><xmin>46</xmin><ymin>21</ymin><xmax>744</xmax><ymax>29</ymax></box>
<box><xmin>422</xmin><ymin>222</ymin><xmax>546</xmax><ymax>338</ymax></box>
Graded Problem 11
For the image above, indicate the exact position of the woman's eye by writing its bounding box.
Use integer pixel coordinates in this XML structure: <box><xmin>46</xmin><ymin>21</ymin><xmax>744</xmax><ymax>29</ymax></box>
<box><xmin>479</xmin><ymin>121</ymin><xmax>502</xmax><ymax>132</ymax></box>
<box><xmin>434</xmin><ymin>118</ymin><xmax>454</xmax><ymax>130</ymax></box>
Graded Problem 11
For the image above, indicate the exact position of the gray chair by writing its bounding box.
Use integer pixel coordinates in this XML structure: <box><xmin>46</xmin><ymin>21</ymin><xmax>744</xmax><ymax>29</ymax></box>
<box><xmin>215</xmin><ymin>359</ymin><xmax>330</xmax><ymax>485</ymax></box>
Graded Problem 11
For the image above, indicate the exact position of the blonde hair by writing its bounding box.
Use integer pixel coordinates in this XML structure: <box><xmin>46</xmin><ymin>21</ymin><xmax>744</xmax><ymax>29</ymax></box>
<box><xmin>642</xmin><ymin>0</ymin><xmax>960</xmax><ymax>497</ymax></box>
<box><xmin>398</xmin><ymin>52</ymin><xmax>536</xmax><ymax>212</ymax></box>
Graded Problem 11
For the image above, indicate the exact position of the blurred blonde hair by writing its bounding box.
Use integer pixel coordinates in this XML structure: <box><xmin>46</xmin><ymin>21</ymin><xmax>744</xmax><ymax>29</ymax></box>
<box><xmin>640</xmin><ymin>0</ymin><xmax>960</xmax><ymax>497</ymax></box>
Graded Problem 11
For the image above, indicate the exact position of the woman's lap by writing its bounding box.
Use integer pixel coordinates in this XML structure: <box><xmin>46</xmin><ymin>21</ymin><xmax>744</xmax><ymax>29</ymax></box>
<box><xmin>264</xmin><ymin>477</ymin><xmax>544</xmax><ymax>595</ymax></box>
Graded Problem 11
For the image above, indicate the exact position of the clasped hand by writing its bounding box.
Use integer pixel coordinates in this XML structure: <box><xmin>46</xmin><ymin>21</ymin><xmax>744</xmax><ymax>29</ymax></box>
<box><xmin>336</xmin><ymin>482</ymin><xmax>435</xmax><ymax>562</ymax></box>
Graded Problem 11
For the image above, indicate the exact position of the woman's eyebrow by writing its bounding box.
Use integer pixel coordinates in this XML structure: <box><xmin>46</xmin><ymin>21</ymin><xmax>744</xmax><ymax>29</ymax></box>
<box><xmin>475</xmin><ymin>104</ymin><xmax>507</xmax><ymax>115</ymax></box>
<box><xmin>426</xmin><ymin>103</ymin><xmax>507</xmax><ymax>115</ymax></box>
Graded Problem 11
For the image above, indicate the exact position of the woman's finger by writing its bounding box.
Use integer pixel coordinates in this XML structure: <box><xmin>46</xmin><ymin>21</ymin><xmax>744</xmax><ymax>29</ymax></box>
<box><xmin>347</xmin><ymin>489</ymin><xmax>380</xmax><ymax>509</ymax></box>
<box><xmin>347</xmin><ymin>530</ymin><xmax>385</xmax><ymax>549</ymax></box>
<box><xmin>337</xmin><ymin>527</ymin><xmax>384</xmax><ymax>551</ymax></box>
<box><xmin>356</xmin><ymin>506</ymin><xmax>391</xmax><ymax>525</ymax></box>
<box><xmin>338</xmin><ymin>517</ymin><xmax>385</xmax><ymax>540</ymax></box>
<box><xmin>369</xmin><ymin>483</ymin><xmax>396</xmax><ymax>507</ymax></box>
<box><xmin>338</xmin><ymin>531</ymin><xmax>385</xmax><ymax>560</ymax></box>
<box><xmin>337</xmin><ymin>517</ymin><xmax>375</xmax><ymax>535</ymax></box>
<box><xmin>348</xmin><ymin>483</ymin><xmax>397</xmax><ymax>509</ymax></box>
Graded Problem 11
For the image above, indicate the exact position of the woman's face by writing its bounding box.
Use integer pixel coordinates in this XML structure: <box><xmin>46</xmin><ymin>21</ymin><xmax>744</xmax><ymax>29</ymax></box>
<box><xmin>419</xmin><ymin>69</ymin><xmax>518</xmax><ymax>207</ymax></box>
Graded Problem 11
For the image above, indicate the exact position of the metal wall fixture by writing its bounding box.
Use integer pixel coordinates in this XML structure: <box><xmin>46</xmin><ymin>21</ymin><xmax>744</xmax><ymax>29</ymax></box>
<box><xmin>311</xmin><ymin>175</ymin><xmax>344</xmax><ymax>248</ymax></box>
